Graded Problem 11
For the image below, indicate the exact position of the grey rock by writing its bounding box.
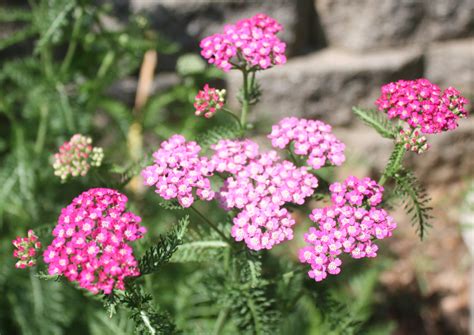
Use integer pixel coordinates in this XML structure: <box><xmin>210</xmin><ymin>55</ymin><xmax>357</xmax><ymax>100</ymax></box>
<box><xmin>425</xmin><ymin>38</ymin><xmax>474</xmax><ymax>91</ymax></box>
<box><xmin>316</xmin><ymin>0</ymin><xmax>474</xmax><ymax>51</ymax></box>
<box><xmin>130</xmin><ymin>0</ymin><xmax>323</xmax><ymax>57</ymax></box>
<box><xmin>227</xmin><ymin>46</ymin><xmax>423</xmax><ymax>126</ymax></box>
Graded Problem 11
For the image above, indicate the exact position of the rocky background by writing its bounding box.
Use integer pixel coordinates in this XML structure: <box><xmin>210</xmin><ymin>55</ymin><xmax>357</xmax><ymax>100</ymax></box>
<box><xmin>126</xmin><ymin>1</ymin><xmax>473</xmax><ymax>334</ymax></box>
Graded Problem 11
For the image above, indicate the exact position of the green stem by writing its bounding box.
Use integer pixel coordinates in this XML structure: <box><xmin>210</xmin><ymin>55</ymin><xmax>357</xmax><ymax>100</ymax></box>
<box><xmin>60</xmin><ymin>7</ymin><xmax>83</xmax><ymax>75</ymax></box>
<box><xmin>240</xmin><ymin>69</ymin><xmax>249</xmax><ymax>129</ymax></box>
<box><xmin>212</xmin><ymin>308</ymin><xmax>229</xmax><ymax>335</ymax></box>
<box><xmin>190</xmin><ymin>205</ymin><xmax>231</xmax><ymax>243</ymax></box>
<box><xmin>34</xmin><ymin>105</ymin><xmax>48</xmax><ymax>154</ymax></box>
<box><xmin>379</xmin><ymin>142</ymin><xmax>406</xmax><ymax>186</ymax></box>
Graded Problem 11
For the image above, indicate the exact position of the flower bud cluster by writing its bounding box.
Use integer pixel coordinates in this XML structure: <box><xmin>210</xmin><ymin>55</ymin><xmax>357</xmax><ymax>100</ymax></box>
<box><xmin>194</xmin><ymin>84</ymin><xmax>226</xmax><ymax>118</ymax></box>
<box><xmin>397</xmin><ymin>127</ymin><xmax>429</xmax><ymax>154</ymax></box>
<box><xmin>12</xmin><ymin>230</ymin><xmax>41</xmax><ymax>269</ymax></box>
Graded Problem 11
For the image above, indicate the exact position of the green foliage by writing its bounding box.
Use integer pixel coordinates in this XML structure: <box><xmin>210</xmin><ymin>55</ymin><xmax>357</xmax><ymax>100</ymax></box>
<box><xmin>393</xmin><ymin>169</ymin><xmax>432</xmax><ymax>239</ymax></box>
<box><xmin>139</xmin><ymin>216</ymin><xmax>189</xmax><ymax>275</ymax></box>
<box><xmin>196</xmin><ymin>122</ymin><xmax>243</xmax><ymax>151</ymax></box>
<box><xmin>352</xmin><ymin>107</ymin><xmax>396</xmax><ymax>139</ymax></box>
<box><xmin>170</xmin><ymin>240</ymin><xmax>229</xmax><ymax>263</ymax></box>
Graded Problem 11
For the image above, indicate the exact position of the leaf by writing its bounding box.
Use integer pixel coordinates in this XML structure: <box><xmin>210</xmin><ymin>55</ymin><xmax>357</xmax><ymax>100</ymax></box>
<box><xmin>138</xmin><ymin>215</ymin><xmax>189</xmax><ymax>275</ymax></box>
<box><xmin>196</xmin><ymin>123</ymin><xmax>242</xmax><ymax>152</ymax></box>
<box><xmin>34</xmin><ymin>0</ymin><xmax>75</xmax><ymax>52</ymax></box>
<box><xmin>96</xmin><ymin>98</ymin><xmax>132</xmax><ymax>137</ymax></box>
<box><xmin>0</xmin><ymin>26</ymin><xmax>37</xmax><ymax>50</ymax></box>
<box><xmin>394</xmin><ymin>169</ymin><xmax>432</xmax><ymax>239</ymax></box>
<box><xmin>158</xmin><ymin>199</ymin><xmax>184</xmax><ymax>211</ymax></box>
<box><xmin>352</xmin><ymin>107</ymin><xmax>396</xmax><ymax>139</ymax></box>
<box><xmin>0</xmin><ymin>7</ymin><xmax>32</xmax><ymax>22</ymax></box>
<box><xmin>170</xmin><ymin>241</ymin><xmax>229</xmax><ymax>263</ymax></box>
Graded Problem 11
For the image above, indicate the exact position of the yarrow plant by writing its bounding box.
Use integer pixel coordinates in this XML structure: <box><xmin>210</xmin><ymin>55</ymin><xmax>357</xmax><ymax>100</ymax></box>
<box><xmin>200</xmin><ymin>13</ymin><xmax>287</xmax><ymax>71</ymax></box>
<box><xmin>375</xmin><ymin>79</ymin><xmax>469</xmax><ymax>152</ymax></box>
<box><xmin>268</xmin><ymin>117</ymin><xmax>346</xmax><ymax>169</ymax></box>
<box><xmin>299</xmin><ymin>177</ymin><xmax>396</xmax><ymax>281</ymax></box>
<box><xmin>141</xmin><ymin>134</ymin><xmax>215</xmax><ymax>208</ymax></box>
<box><xmin>53</xmin><ymin>134</ymin><xmax>104</xmax><ymax>182</ymax></box>
<box><xmin>12</xmin><ymin>230</ymin><xmax>41</xmax><ymax>269</ymax></box>
<box><xmin>194</xmin><ymin>84</ymin><xmax>226</xmax><ymax>118</ymax></box>
<box><xmin>43</xmin><ymin>188</ymin><xmax>146</xmax><ymax>294</ymax></box>
<box><xmin>16</xmin><ymin>13</ymin><xmax>470</xmax><ymax>335</ymax></box>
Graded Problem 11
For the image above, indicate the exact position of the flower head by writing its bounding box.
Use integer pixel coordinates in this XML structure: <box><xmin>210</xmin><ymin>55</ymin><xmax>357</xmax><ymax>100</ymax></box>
<box><xmin>43</xmin><ymin>188</ymin><xmax>146</xmax><ymax>294</ymax></box>
<box><xmin>13</xmin><ymin>230</ymin><xmax>41</xmax><ymax>269</ymax></box>
<box><xmin>299</xmin><ymin>176</ymin><xmax>396</xmax><ymax>281</ymax></box>
<box><xmin>268</xmin><ymin>117</ymin><xmax>346</xmax><ymax>169</ymax></box>
<box><xmin>142</xmin><ymin>135</ymin><xmax>215</xmax><ymax>208</ymax></box>
<box><xmin>200</xmin><ymin>13</ymin><xmax>287</xmax><ymax>71</ymax></box>
<box><xmin>213</xmin><ymin>139</ymin><xmax>318</xmax><ymax>250</ymax></box>
<box><xmin>375</xmin><ymin>79</ymin><xmax>469</xmax><ymax>134</ymax></box>
<box><xmin>53</xmin><ymin>134</ymin><xmax>104</xmax><ymax>182</ymax></box>
<box><xmin>194</xmin><ymin>84</ymin><xmax>226</xmax><ymax>118</ymax></box>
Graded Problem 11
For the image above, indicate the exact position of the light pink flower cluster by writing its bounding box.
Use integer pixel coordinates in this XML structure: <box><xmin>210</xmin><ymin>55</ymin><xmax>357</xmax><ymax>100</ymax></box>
<box><xmin>200</xmin><ymin>13</ymin><xmax>287</xmax><ymax>71</ymax></box>
<box><xmin>194</xmin><ymin>84</ymin><xmax>226</xmax><ymax>118</ymax></box>
<box><xmin>268</xmin><ymin>117</ymin><xmax>346</xmax><ymax>169</ymax></box>
<box><xmin>43</xmin><ymin>188</ymin><xmax>146</xmax><ymax>294</ymax></box>
<box><xmin>375</xmin><ymin>79</ymin><xmax>469</xmax><ymax>134</ymax></box>
<box><xmin>210</xmin><ymin>139</ymin><xmax>260</xmax><ymax>174</ymax></box>
<box><xmin>299</xmin><ymin>176</ymin><xmax>396</xmax><ymax>282</ymax></box>
<box><xmin>53</xmin><ymin>134</ymin><xmax>104</xmax><ymax>182</ymax></box>
<box><xmin>213</xmin><ymin>140</ymin><xmax>319</xmax><ymax>250</ymax></box>
<box><xmin>141</xmin><ymin>135</ymin><xmax>215</xmax><ymax>208</ymax></box>
<box><xmin>397</xmin><ymin>127</ymin><xmax>429</xmax><ymax>154</ymax></box>
<box><xmin>12</xmin><ymin>230</ymin><xmax>41</xmax><ymax>269</ymax></box>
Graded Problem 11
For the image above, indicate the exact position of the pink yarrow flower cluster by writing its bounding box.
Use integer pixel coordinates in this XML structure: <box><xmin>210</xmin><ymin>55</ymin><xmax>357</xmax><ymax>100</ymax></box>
<box><xmin>141</xmin><ymin>135</ymin><xmax>215</xmax><ymax>208</ymax></box>
<box><xmin>194</xmin><ymin>84</ymin><xmax>226</xmax><ymax>118</ymax></box>
<box><xmin>53</xmin><ymin>134</ymin><xmax>104</xmax><ymax>182</ymax></box>
<box><xmin>200</xmin><ymin>13</ymin><xmax>287</xmax><ymax>71</ymax></box>
<box><xmin>12</xmin><ymin>230</ymin><xmax>41</xmax><ymax>269</ymax></box>
<box><xmin>268</xmin><ymin>117</ymin><xmax>346</xmax><ymax>169</ymax></box>
<box><xmin>43</xmin><ymin>188</ymin><xmax>146</xmax><ymax>294</ymax></box>
<box><xmin>375</xmin><ymin>79</ymin><xmax>469</xmax><ymax>134</ymax></box>
<box><xmin>299</xmin><ymin>176</ymin><xmax>396</xmax><ymax>281</ymax></box>
<box><xmin>213</xmin><ymin>139</ymin><xmax>319</xmax><ymax>250</ymax></box>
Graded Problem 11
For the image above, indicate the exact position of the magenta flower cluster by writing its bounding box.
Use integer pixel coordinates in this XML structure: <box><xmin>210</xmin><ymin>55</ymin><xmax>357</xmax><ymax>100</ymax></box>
<box><xmin>214</xmin><ymin>140</ymin><xmax>319</xmax><ymax>250</ymax></box>
<box><xmin>12</xmin><ymin>230</ymin><xmax>41</xmax><ymax>269</ymax></box>
<box><xmin>200</xmin><ymin>13</ymin><xmax>287</xmax><ymax>71</ymax></box>
<box><xmin>268</xmin><ymin>117</ymin><xmax>346</xmax><ymax>169</ymax></box>
<box><xmin>194</xmin><ymin>84</ymin><xmax>226</xmax><ymax>118</ymax></box>
<box><xmin>43</xmin><ymin>188</ymin><xmax>146</xmax><ymax>294</ymax></box>
<box><xmin>142</xmin><ymin>135</ymin><xmax>215</xmax><ymax>208</ymax></box>
<box><xmin>299</xmin><ymin>176</ymin><xmax>396</xmax><ymax>282</ymax></box>
<box><xmin>375</xmin><ymin>78</ymin><xmax>469</xmax><ymax>134</ymax></box>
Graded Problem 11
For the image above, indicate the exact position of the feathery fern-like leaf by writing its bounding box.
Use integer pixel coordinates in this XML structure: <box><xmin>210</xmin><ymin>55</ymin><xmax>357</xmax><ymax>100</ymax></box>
<box><xmin>170</xmin><ymin>240</ymin><xmax>229</xmax><ymax>263</ymax></box>
<box><xmin>393</xmin><ymin>169</ymin><xmax>432</xmax><ymax>239</ymax></box>
<box><xmin>139</xmin><ymin>215</ymin><xmax>189</xmax><ymax>275</ymax></box>
<box><xmin>352</xmin><ymin>107</ymin><xmax>396</xmax><ymax>139</ymax></box>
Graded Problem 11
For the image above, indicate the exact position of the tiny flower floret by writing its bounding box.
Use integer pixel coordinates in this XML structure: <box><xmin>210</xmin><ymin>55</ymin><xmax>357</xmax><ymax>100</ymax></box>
<box><xmin>200</xmin><ymin>13</ymin><xmax>287</xmax><ymax>71</ymax></box>
<box><xmin>194</xmin><ymin>84</ymin><xmax>226</xmax><ymax>118</ymax></box>
<box><xmin>375</xmin><ymin>79</ymin><xmax>469</xmax><ymax>134</ymax></box>
<box><xmin>53</xmin><ymin>134</ymin><xmax>104</xmax><ymax>182</ymax></box>
<box><xmin>299</xmin><ymin>176</ymin><xmax>396</xmax><ymax>282</ymax></box>
<box><xmin>43</xmin><ymin>188</ymin><xmax>146</xmax><ymax>294</ymax></box>
<box><xmin>268</xmin><ymin>117</ymin><xmax>346</xmax><ymax>169</ymax></box>
<box><xmin>13</xmin><ymin>230</ymin><xmax>41</xmax><ymax>269</ymax></box>
<box><xmin>213</xmin><ymin>139</ymin><xmax>319</xmax><ymax>250</ymax></box>
<box><xmin>142</xmin><ymin>134</ymin><xmax>215</xmax><ymax>208</ymax></box>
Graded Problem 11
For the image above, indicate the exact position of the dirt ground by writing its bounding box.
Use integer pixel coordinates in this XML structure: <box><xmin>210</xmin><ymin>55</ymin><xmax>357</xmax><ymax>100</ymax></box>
<box><xmin>381</xmin><ymin>182</ymin><xmax>472</xmax><ymax>335</ymax></box>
